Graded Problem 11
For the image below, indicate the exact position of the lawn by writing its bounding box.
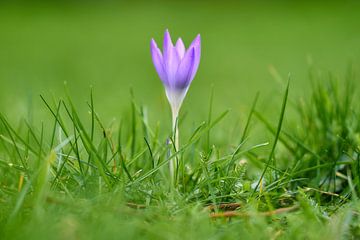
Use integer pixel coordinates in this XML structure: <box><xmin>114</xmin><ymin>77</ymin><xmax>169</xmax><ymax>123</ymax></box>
<box><xmin>1</xmin><ymin>1</ymin><xmax>360</xmax><ymax>239</ymax></box>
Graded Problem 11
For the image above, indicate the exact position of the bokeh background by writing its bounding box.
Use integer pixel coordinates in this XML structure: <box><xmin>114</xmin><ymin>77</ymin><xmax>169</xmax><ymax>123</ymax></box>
<box><xmin>0</xmin><ymin>1</ymin><xmax>359</xmax><ymax>132</ymax></box>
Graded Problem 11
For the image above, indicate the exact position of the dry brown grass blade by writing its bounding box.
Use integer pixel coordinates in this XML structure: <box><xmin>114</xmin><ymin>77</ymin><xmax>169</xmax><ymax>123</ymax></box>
<box><xmin>210</xmin><ymin>205</ymin><xmax>299</xmax><ymax>218</ymax></box>
<box><xmin>126</xmin><ymin>202</ymin><xmax>146</xmax><ymax>209</ymax></box>
<box><xmin>206</xmin><ymin>203</ymin><xmax>242</xmax><ymax>211</ymax></box>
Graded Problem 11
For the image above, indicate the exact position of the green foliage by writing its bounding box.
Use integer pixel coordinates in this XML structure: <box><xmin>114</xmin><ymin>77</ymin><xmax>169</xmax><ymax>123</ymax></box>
<box><xmin>1</xmin><ymin>71</ymin><xmax>360</xmax><ymax>239</ymax></box>
<box><xmin>294</xmin><ymin>76</ymin><xmax>360</xmax><ymax>195</ymax></box>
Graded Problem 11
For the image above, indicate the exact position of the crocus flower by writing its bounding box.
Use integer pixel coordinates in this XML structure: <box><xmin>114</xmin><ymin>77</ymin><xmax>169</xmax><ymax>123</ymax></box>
<box><xmin>150</xmin><ymin>29</ymin><xmax>201</xmax><ymax>181</ymax></box>
<box><xmin>150</xmin><ymin>30</ymin><xmax>201</xmax><ymax>129</ymax></box>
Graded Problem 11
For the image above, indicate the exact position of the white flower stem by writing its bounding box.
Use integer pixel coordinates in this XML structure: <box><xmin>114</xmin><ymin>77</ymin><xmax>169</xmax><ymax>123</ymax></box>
<box><xmin>165</xmin><ymin>88</ymin><xmax>188</xmax><ymax>187</ymax></box>
<box><xmin>170</xmin><ymin>106</ymin><xmax>179</xmax><ymax>185</ymax></box>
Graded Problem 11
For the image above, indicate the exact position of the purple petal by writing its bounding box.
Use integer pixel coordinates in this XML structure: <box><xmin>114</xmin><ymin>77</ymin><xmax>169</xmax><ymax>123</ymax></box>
<box><xmin>175</xmin><ymin>38</ymin><xmax>185</xmax><ymax>59</ymax></box>
<box><xmin>163</xmin><ymin>29</ymin><xmax>173</xmax><ymax>63</ymax></box>
<box><xmin>162</xmin><ymin>30</ymin><xmax>181</xmax><ymax>85</ymax></box>
<box><xmin>188</xmin><ymin>34</ymin><xmax>201</xmax><ymax>80</ymax></box>
<box><xmin>150</xmin><ymin>39</ymin><xmax>167</xmax><ymax>85</ymax></box>
<box><xmin>165</xmin><ymin>46</ymin><xmax>181</xmax><ymax>87</ymax></box>
<box><xmin>188</xmin><ymin>34</ymin><xmax>201</xmax><ymax>49</ymax></box>
<box><xmin>175</xmin><ymin>47</ymin><xmax>195</xmax><ymax>89</ymax></box>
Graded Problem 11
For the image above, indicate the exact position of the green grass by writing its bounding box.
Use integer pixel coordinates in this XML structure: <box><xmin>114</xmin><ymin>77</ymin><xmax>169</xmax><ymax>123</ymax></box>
<box><xmin>1</xmin><ymin>70</ymin><xmax>360</xmax><ymax>239</ymax></box>
<box><xmin>1</xmin><ymin>1</ymin><xmax>360</xmax><ymax>239</ymax></box>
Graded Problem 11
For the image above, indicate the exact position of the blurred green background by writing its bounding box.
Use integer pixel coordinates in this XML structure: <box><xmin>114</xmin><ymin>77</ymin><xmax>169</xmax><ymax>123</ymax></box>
<box><xmin>0</xmin><ymin>1</ymin><xmax>359</xmax><ymax>127</ymax></box>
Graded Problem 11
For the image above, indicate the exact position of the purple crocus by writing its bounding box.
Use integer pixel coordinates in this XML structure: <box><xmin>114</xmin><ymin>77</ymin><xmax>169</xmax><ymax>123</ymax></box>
<box><xmin>150</xmin><ymin>30</ymin><xmax>201</xmax><ymax>127</ymax></box>
<box><xmin>150</xmin><ymin>29</ymin><xmax>201</xmax><ymax>180</ymax></box>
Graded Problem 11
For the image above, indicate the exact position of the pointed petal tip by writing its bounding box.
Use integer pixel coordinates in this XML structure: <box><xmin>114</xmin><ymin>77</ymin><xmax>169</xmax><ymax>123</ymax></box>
<box><xmin>164</xmin><ymin>29</ymin><xmax>171</xmax><ymax>37</ymax></box>
<box><xmin>189</xmin><ymin>34</ymin><xmax>201</xmax><ymax>50</ymax></box>
<box><xmin>191</xmin><ymin>34</ymin><xmax>200</xmax><ymax>42</ymax></box>
<box><xmin>150</xmin><ymin>39</ymin><xmax>159</xmax><ymax>51</ymax></box>
<box><xmin>195</xmin><ymin>34</ymin><xmax>201</xmax><ymax>42</ymax></box>
<box><xmin>163</xmin><ymin>28</ymin><xmax>174</xmax><ymax>55</ymax></box>
<box><xmin>175</xmin><ymin>37</ymin><xmax>185</xmax><ymax>48</ymax></box>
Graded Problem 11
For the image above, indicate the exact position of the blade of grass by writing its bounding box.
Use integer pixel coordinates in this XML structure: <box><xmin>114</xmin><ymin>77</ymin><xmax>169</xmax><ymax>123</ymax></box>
<box><xmin>252</xmin><ymin>79</ymin><xmax>290</xmax><ymax>195</ymax></box>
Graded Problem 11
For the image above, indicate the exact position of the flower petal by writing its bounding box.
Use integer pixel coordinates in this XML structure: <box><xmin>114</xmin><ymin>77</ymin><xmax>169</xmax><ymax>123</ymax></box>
<box><xmin>150</xmin><ymin>39</ymin><xmax>167</xmax><ymax>85</ymax></box>
<box><xmin>175</xmin><ymin>38</ymin><xmax>185</xmax><ymax>59</ymax></box>
<box><xmin>188</xmin><ymin>34</ymin><xmax>201</xmax><ymax>80</ymax></box>
<box><xmin>188</xmin><ymin>34</ymin><xmax>201</xmax><ymax>51</ymax></box>
<box><xmin>162</xmin><ymin>30</ymin><xmax>181</xmax><ymax>87</ymax></box>
<box><xmin>163</xmin><ymin>29</ymin><xmax>174</xmax><ymax>64</ymax></box>
<box><xmin>175</xmin><ymin>47</ymin><xmax>195</xmax><ymax>89</ymax></box>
